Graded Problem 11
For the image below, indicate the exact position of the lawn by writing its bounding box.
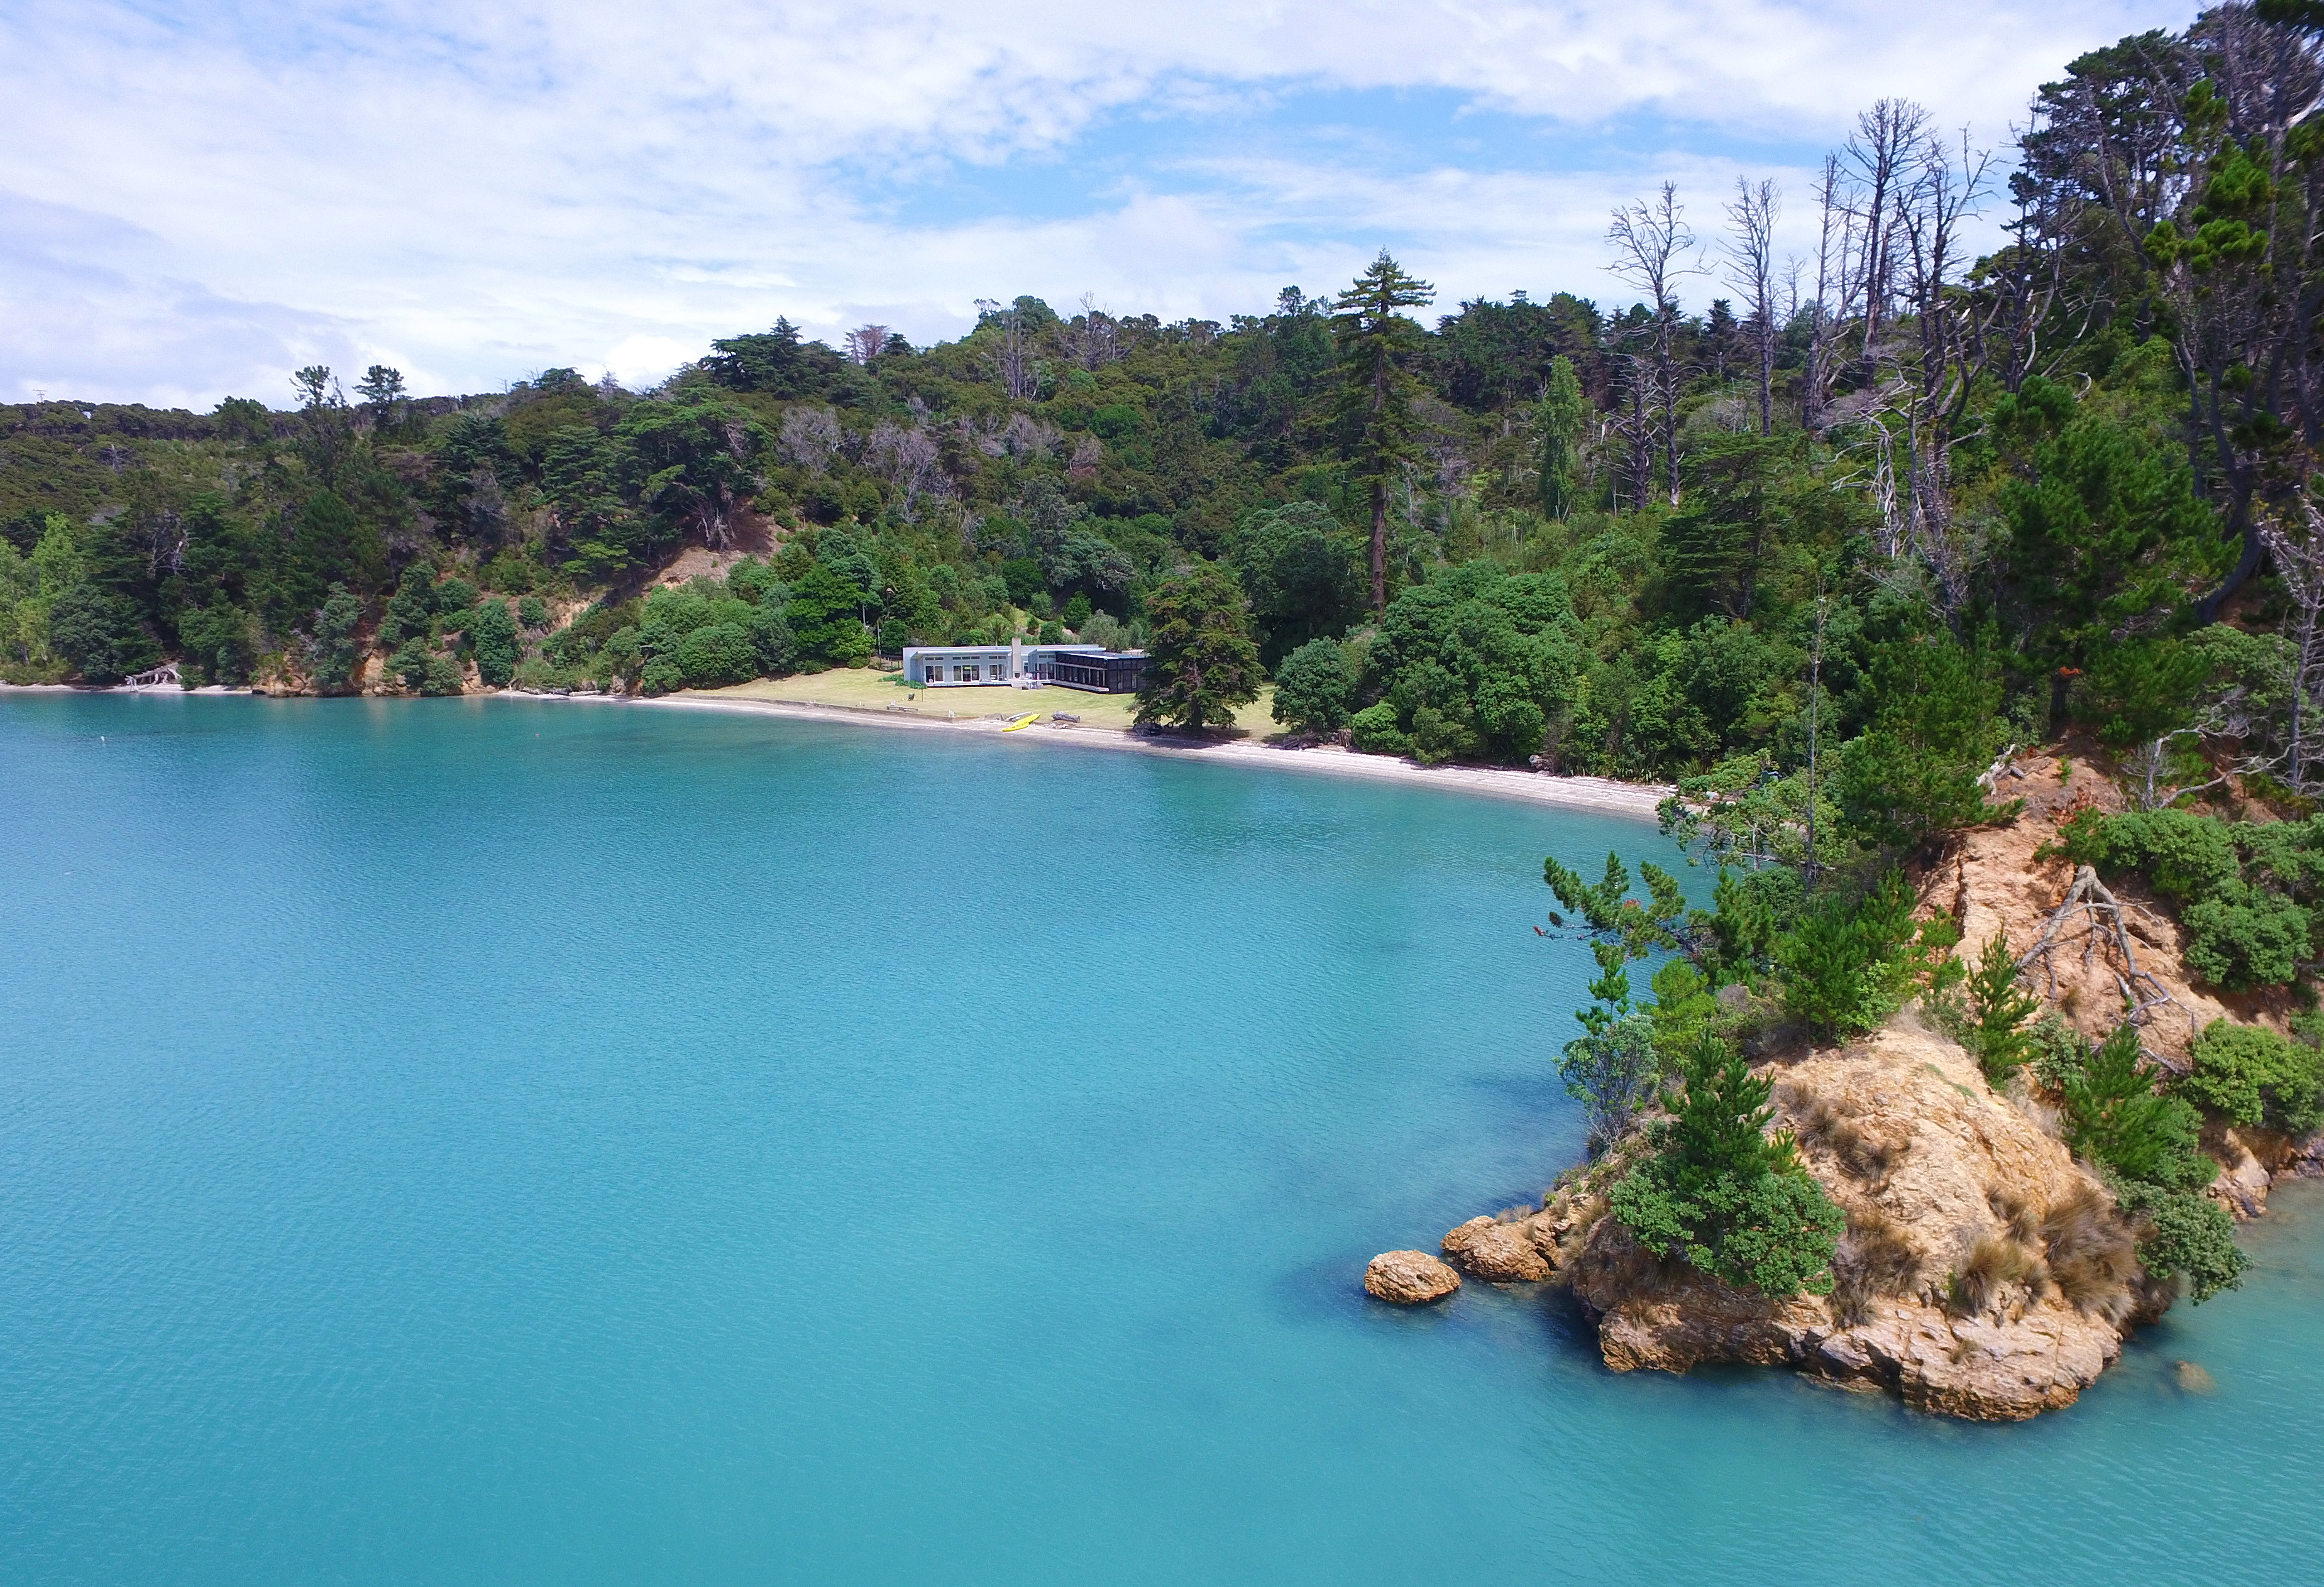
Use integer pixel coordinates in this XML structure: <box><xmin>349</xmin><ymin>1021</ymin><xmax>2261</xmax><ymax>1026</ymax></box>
<box><xmin>692</xmin><ymin>667</ymin><xmax>1276</xmax><ymax>733</ymax></box>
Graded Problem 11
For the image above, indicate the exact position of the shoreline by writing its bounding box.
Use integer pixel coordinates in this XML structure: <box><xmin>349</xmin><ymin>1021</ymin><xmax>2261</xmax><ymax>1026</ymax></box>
<box><xmin>8</xmin><ymin>679</ymin><xmax>1670</xmax><ymax>821</ymax></box>
<box><xmin>534</xmin><ymin>688</ymin><xmax>1673</xmax><ymax>820</ymax></box>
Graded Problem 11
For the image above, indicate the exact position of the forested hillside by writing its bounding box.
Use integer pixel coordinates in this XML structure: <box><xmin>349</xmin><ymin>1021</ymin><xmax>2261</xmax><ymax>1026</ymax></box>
<box><xmin>3</xmin><ymin>3</ymin><xmax>2320</xmax><ymax>808</ymax></box>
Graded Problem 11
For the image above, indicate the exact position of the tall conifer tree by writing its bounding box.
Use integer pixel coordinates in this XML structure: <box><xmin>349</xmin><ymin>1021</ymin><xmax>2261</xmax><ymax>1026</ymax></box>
<box><xmin>1330</xmin><ymin>252</ymin><xmax>1435</xmax><ymax>613</ymax></box>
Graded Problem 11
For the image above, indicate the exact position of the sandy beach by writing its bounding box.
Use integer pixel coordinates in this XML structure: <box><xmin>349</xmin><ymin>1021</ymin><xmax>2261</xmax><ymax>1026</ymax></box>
<box><xmin>562</xmin><ymin>685</ymin><xmax>1673</xmax><ymax>821</ymax></box>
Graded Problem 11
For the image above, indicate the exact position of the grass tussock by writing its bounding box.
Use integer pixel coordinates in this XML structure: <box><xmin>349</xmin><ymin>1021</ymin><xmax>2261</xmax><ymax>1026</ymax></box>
<box><xmin>1792</xmin><ymin>1091</ymin><xmax>1906</xmax><ymax>1185</ymax></box>
<box><xmin>2039</xmin><ymin>1183</ymin><xmax>2140</xmax><ymax>1324</ymax></box>
<box><xmin>1948</xmin><ymin>1233</ymin><xmax>2049</xmax><ymax>1316</ymax></box>
<box><xmin>1831</xmin><ymin>1205</ymin><xmax>1922</xmax><ymax>1326</ymax></box>
<box><xmin>1986</xmin><ymin>1187</ymin><xmax>2043</xmax><ymax>1246</ymax></box>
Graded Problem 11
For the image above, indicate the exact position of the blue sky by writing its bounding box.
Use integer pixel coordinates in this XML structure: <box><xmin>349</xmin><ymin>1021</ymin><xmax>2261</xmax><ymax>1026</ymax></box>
<box><xmin>0</xmin><ymin>1</ymin><xmax>2195</xmax><ymax>407</ymax></box>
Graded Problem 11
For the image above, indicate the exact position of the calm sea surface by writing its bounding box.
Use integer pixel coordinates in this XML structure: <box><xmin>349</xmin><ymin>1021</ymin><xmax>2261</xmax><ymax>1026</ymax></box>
<box><xmin>3</xmin><ymin>694</ymin><xmax>2319</xmax><ymax>1584</ymax></box>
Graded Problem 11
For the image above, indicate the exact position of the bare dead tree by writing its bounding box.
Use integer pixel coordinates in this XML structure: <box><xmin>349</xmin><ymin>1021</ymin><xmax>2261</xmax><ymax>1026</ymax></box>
<box><xmin>844</xmin><ymin>325</ymin><xmax>893</xmax><ymax>365</ymax></box>
<box><xmin>1066</xmin><ymin>293</ymin><xmax>1122</xmax><ymax>371</ymax></box>
<box><xmin>1891</xmin><ymin>127</ymin><xmax>1995</xmax><ymax>619</ymax></box>
<box><xmin>1843</xmin><ymin>100</ymin><xmax>1932</xmax><ymax>390</ymax></box>
<box><xmin>2261</xmin><ymin>496</ymin><xmax>2324</xmax><ymax>790</ymax></box>
<box><xmin>1804</xmin><ymin>154</ymin><xmax>1853</xmax><ymax>431</ymax></box>
<box><xmin>867</xmin><ymin>420</ymin><xmax>942</xmax><ymax>516</ymax></box>
<box><xmin>1606</xmin><ymin>184</ymin><xmax>1704</xmax><ymax>503</ymax></box>
<box><xmin>974</xmin><ymin>299</ymin><xmax>1035</xmax><ymax>401</ymax></box>
<box><xmin>1724</xmin><ymin>177</ymin><xmax>1782</xmax><ymax>435</ymax></box>
<box><xmin>778</xmin><ymin>406</ymin><xmax>843</xmax><ymax>473</ymax></box>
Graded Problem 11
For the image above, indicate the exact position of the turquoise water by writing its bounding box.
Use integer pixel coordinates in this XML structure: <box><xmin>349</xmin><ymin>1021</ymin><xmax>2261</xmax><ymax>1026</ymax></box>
<box><xmin>2</xmin><ymin>694</ymin><xmax>2319</xmax><ymax>1584</ymax></box>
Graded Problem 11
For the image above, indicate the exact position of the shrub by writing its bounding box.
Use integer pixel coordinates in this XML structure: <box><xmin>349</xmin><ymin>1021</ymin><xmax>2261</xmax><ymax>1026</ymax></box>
<box><xmin>673</xmin><ymin>622</ymin><xmax>759</xmax><ymax>688</ymax></box>
<box><xmin>1557</xmin><ymin>1014</ymin><xmax>1659</xmax><ymax>1153</ymax></box>
<box><xmin>1835</xmin><ymin>631</ymin><xmax>2008</xmax><ymax>854</ymax></box>
<box><xmin>380</xmin><ymin>563</ymin><xmax>436</xmax><ymax>649</ymax></box>
<box><xmin>469</xmin><ymin>599</ymin><xmax>519</xmax><ymax>686</ymax></box>
<box><xmin>747</xmin><ymin>604</ymin><xmax>796</xmax><ymax>674</ymax></box>
<box><xmin>48</xmin><ymin>583</ymin><xmax>158</xmax><ymax>684</ymax></box>
<box><xmin>2181</xmin><ymin>887</ymin><xmax>2311</xmax><ymax>989</ymax></box>
<box><xmin>1348</xmin><ymin>700</ymin><xmax>1410</xmax><ymax>756</ymax></box>
<box><xmin>309</xmin><ymin>583</ymin><xmax>363</xmax><ymax>692</ymax></box>
<box><xmin>2115</xmin><ymin>1182</ymin><xmax>2244</xmax><ymax>1303</ymax></box>
<box><xmin>389</xmin><ymin>638</ymin><xmax>432</xmax><ymax>691</ymax></box>
<box><xmin>1778</xmin><ymin>871</ymin><xmax>1920</xmax><ymax>1038</ymax></box>
<box><xmin>1607</xmin><ymin>1034</ymin><xmax>1846</xmax><ymax>1297</ymax></box>
<box><xmin>2057</xmin><ymin>808</ymin><xmax>2319</xmax><ymax>990</ymax></box>
<box><xmin>2061</xmin><ymin>1023</ymin><xmax>2214</xmax><ymax>1192</ymax></box>
<box><xmin>2181</xmin><ymin>1019</ymin><xmax>2324</xmax><ymax>1136</ymax></box>
<box><xmin>517</xmin><ymin>596</ymin><xmax>549</xmax><ymax>629</ymax></box>
<box><xmin>1271</xmin><ymin>637</ymin><xmax>1355</xmax><ymax>735</ymax></box>
<box><xmin>1959</xmin><ymin>930</ymin><xmax>2041</xmax><ymax>1083</ymax></box>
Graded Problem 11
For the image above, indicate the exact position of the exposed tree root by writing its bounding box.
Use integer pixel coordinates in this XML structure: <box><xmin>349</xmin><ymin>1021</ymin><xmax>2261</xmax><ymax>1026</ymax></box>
<box><xmin>2016</xmin><ymin>865</ymin><xmax>2195</xmax><ymax>1070</ymax></box>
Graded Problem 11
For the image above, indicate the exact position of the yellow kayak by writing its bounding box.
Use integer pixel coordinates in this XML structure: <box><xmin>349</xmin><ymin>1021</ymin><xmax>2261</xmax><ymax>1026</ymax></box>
<box><xmin>1002</xmin><ymin>712</ymin><xmax>1040</xmax><ymax>732</ymax></box>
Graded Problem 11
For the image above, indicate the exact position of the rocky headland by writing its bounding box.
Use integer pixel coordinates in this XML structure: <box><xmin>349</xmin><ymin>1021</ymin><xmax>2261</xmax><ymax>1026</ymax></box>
<box><xmin>1370</xmin><ymin>749</ymin><xmax>2324</xmax><ymax>1422</ymax></box>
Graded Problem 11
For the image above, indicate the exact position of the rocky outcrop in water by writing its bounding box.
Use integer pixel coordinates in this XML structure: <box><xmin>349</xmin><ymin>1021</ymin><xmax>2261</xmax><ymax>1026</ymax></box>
<box><xmin>1546</xmin><ymin>1018</ymin><xmax>2143</xmax><ymax>1420</ymax></box>
<box><xmin>1365</xmin><ymin>1249</ymin><xmax>1461</xmax><ymax>1305</ymax></box>
<box><xmin>1441</xmin><ymin>1216</ymin><xmax>1555</xmax><ymax>1281</ymax></box>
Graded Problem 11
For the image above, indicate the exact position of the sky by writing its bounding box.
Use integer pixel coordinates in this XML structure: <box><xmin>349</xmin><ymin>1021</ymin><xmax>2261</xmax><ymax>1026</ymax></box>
<box><xmin>0</xmin><ymin>1</ymin><xmax>2196</xmax><ymax>409</ymax></box>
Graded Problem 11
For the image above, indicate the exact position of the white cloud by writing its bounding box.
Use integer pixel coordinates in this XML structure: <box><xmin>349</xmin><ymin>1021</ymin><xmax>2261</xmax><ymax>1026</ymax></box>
<box><xmin>0</xmin><ymin>1</ymin><xmax>2194</xmax><ymax>405</ymax></box>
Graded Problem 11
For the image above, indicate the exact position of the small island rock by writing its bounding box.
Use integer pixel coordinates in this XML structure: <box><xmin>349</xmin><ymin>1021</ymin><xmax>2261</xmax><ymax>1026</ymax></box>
<box><xmin>1365</xmin><ymin>1249</ymin><xmax>1462</xmax><ymax>1305</ymax></box>
<box><xmin>1442</xmin><ymin>1216</ymin><xmax>1554</xmax><ymax>1282</ymax></box>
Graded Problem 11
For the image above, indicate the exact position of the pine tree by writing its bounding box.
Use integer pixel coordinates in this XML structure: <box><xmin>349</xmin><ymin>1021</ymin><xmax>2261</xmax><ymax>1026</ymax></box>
<box><xmin>1536</xmin><ymin>355</ymin><xmax>1585</xmax><ymax>521</ymax></box>
<box><xmin>1330</xmin><ymin>252</ymin><xmax>1435</xmax><ymax>613</ymax></box>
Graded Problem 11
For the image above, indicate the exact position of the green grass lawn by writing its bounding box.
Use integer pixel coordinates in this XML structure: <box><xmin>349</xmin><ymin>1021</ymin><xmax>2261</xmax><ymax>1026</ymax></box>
<box><xmin>693</xmin><ymin>667</ymin><xmax>1276</xmax><ymax>733</ymax></box>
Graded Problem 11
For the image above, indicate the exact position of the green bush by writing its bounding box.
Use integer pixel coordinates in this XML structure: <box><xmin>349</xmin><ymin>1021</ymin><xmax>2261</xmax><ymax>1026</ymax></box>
<box><xmin>1348</xmin><ymin>700</ymin><xmax>1409</xmax><ymax>756</ymax></box>
<box><xmin>309</xmin><ymin>583</ymin><xmax>363</xmax><ymax>693</ymax></box>
<box><xmin>1836</xmin><ymin>631</ymin><xmax>2008</xmax><ymax>854</ymax></box>
<box><xmin>1272</xmin><ymin>637</ymin><xmax>1355</xmax><ymax>735</ymax></box>
<box><xmin>2181</xmin><ymin>1019</ymin><xmax>2324</xmax><ymax>1136</ymax></box>
<box><xmin>2115</xmin><ymin>1182</ymin><xmax>2244</xmax><ymax>1302</ymax></box>
<box><xmin>2058</xmin><ymin>808</ymin><xmax>2320</xmax><ymax>989</ymax></box>
<box><xmin>2061</xmin><ymin>1023</ymin><xmax>2215</xmax><ymax>1193</ymax></box>
<box><xmin>1778</xmin><ymin>871</ymin><xmax>1920</xmax><ymax>1038</ymax></box>
<box><xmin>1558</xmin><ymin>1014</ymin><xmax>1659</xmax><ymax>1153</ymax></box>
<box><xmin>2181</xmin><ymin>887</ymin><xmax>2310</xmax><ymax>988</ymax></box>
<box><xmin>673</xmin><ymin>622</ymin><xmax>759</xmax><ymax>688</ymax></box>
<box><xmin>1353</xmin><ymin>562</ymin><xmax>1581</xmax><ymax>766</ymax></box>
<box><xmin>380</xmin><ymin>564</ymin><xmax>436</xmax><ymax>649</ymax></box>
<box><xmin>1607</xmin><ymin>1033</ymin><xmax>1844</xmax><ymax>1296</ymax></box>
<box><xmin>517</xmin><ymin>596</ymin><xmax>549</xmax><ymax>629</ymax></box>
<box><xmin>469</xmin><ymin>599</ymin><xmax>519</xmax><ymax>686</ymax></box>
<box><xmin>1958</xmin><ymin>930</ymin><xmax>2041</xmax><ymax>1083</ymax></box>
<box><xmin>48</xmin><ymin>583</ymin><xmax>158</xmax><ymax>684</ymax></box>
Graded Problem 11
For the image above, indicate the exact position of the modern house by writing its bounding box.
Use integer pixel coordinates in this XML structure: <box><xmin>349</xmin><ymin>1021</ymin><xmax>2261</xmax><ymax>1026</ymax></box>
<box><xmin>902</xmin><ymin>639</ymin><xmax>1152</xmax><ymax>694</ymax></box>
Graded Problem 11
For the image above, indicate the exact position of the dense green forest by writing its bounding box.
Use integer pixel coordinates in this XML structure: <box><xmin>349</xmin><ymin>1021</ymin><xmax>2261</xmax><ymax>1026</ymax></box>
<box><xmin>5</xmin><ymin>0</ymin><xmax>2323</xmax><ymax>1307</ymax></box>
<box><xmin>3</xmin><ymin>4</ymin><xmax>2316</xmax><ymax>790</ymax></box>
